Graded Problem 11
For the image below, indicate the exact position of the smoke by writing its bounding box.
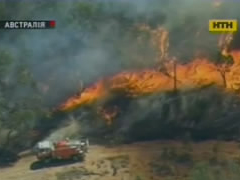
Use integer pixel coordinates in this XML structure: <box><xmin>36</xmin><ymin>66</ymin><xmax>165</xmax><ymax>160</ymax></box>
<box><xmin>104</xmin><ymin>87</ymin><xmax>240</xmax><ymax>141</ymax></box>
<box><xmin>45</xmin><ymin>115</ymin><xmax>81</xmax><ymax>141</ymax></box>
<box><xmin>1</xmin><ymin>0</ymin><xmax>240</xmax><ymax>143</ymax></box>
<box><xmin>1</xmin><ymin>0</ymin><xmax>239</xmax><ymax>106</ymax></box>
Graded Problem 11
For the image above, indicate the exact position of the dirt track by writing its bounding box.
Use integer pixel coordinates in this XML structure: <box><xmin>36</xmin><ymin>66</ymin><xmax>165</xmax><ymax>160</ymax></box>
<box><xmin>1</xmin><ymin>141</ymin><xmax>240</xmax><ymax>180</ymax></box>
<box><xmin>0</xmin><ymin>143</ymin><xmax>155</xmax><ymax>180</ymax></box>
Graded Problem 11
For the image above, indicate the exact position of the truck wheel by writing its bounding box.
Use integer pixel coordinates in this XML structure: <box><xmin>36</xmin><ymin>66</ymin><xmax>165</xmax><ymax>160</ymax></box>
<box><xmin>30</xmin><ymin>161</ymin><xmax>43</xmax><ymax>170</ymax></box>
<box><xmin>72</xmin><ymin>155</ymin><xmax>79</xmax><ymax>161</ymax></box>
<box><xmin>43</xmin><ymin>159</ymin><xmax>51</xmax><ymax>164</ymax></box>
<box><xmin>72</xmin><ymin>155</ymin><xmax>84</xmax><ymax>162</ymax></box>
<box><xmin>79</xmin><ymin>154</ymin><xmax>85</xmax><ymax>161</ymax></box>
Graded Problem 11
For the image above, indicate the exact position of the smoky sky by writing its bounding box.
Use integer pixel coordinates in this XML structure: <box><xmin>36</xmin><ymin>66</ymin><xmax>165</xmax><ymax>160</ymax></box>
<box><xmin>0</xmin><ymin>0</ymin><xmax>240</xmax><ymax>107</ymax></box>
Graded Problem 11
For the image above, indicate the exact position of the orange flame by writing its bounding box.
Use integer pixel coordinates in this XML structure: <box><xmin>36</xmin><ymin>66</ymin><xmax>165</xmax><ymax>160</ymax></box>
<box><xmin>57</xmin><ymin>52</ymin><xmax>240</xmax><ymax>113</ymax></box>
<box><xmin>97</xmin><ymin>106</ymin><xmax>120</xmax><ymax>125</ymax></box>
<box><xmin>56</xmin><ymin>25</ymin><xmax>240</xmax><ymax>124</ymax></box>
<box><xmin>57</xmin><ymin>80</ymin><xmax>107</xmax><ymax>112</ymax></box>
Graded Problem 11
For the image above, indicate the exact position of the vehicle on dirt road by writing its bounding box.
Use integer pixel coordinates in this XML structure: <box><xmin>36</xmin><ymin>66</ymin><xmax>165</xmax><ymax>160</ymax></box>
<box><xmin>30</xmin><ymin>138</ymin><xmax>89</xmax><ymax>170</ymax></box>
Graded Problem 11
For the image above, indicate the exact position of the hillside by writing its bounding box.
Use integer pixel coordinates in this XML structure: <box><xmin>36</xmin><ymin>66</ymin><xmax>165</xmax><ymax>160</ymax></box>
<box><xmin>0</xmin><ymin>0</ymin><xmax>240</xmax><ymax>171</ymax></box>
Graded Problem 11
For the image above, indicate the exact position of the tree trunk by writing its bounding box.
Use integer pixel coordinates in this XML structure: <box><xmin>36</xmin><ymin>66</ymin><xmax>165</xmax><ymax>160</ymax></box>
<box><xmin>219</xmin><ymin>66</ymin><xmax>227</xmax><ymax>88</ymax></box>
<box><xmin>221</xmin><ymin>71</ymin><xmax>227</xmax><ymax>88</ymax></box>
<box><xmin>173</xmin><ymin>60</ymin><xmax>177</xmax><ymax>92</ymax></box>
<box><xmin>5</xmin><ymin>129</ymin><xmax>14</xmax><ymax>147</ymax></box>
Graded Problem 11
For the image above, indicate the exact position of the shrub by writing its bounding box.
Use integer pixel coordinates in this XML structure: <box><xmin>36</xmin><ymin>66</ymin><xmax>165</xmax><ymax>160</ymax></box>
<box><xmin>189</xmin><ymin>161</ymin><xmax>240</xmax><ymax>180</ymax></box>
<box><xmin>212</xmin><ymin>142</ymin><xmax>221</xmax><ymax>155</ymax></box>
<box><xmin>209</xmin><ymin>155</ymin><xmax>218</xmax><ymax>166</ymax></box>
<box><xmin>175</xmin><ymin>152</ymin><xmax>193</xmax><ymax>165</ymax></box>
<box><xmin>149</xmin><ymin>162</ymin><xmax>175</xmax><ymax>176</ymax></box>
<box><xmin>56</xmin><ymin>167</ymin><xmax>97</xmax><ymax>180</ymax></box>
<box><xmin>160</xmin><ymin>146</ymin><xmax>177</xmax><ymax>162</ymax></box>
<box><xmin>135</xmin><ymin>176</ymin><xmax>143</xmax><ymax>180</ymax></box>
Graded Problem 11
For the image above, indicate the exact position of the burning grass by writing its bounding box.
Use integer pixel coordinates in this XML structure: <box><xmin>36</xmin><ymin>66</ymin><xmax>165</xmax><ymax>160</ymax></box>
<box><xmin>55</xmin><ymin>23</ymin><xmax>240</xmax><ymax>128</ymax></box>
<box><xmin>57</xmin><ymin>52</ymin><xmax>240</xmax><ymax>123</ymax></box>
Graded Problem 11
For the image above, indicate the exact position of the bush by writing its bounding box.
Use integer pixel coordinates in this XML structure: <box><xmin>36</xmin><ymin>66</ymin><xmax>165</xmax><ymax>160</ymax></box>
<box><xmin>212</xmin><ymin>143</ymin><xmax>221</xmax><ymax>154</ymax></box>
<box><xmin>135</xmin><ymin>176</ymin><xmax>143</xmax><ymax>180</ymax></box>
<box><xmin>160</xmin><ymin>146</ymin><xmax>177</xmax><ymax>161</ymax></box>
<box><xmin>209</xmin><ymin>156</ymin><xmax>218</xmax><ymax>166</ymax></box>
<box><xmin>175</xmin><ymin>152</ymin><xmax>193</xmax><ymax>165</ymax></box>
<box><xmin>190</xmin><ymin>161</ymin><xmax>240</xmax><ymax>180</ymax></box>
<box><xmin>182</xmin><ymin>140</ymin><xmax>193</xmax><ymax>152</ymax></box>
<box><xmin>0</xmin><ymin>148</ymin><xmax>19</xmax><ymax>167</ymax></box>
<box><xmin>56</xmin><ymin>167</ymin><xmax>97</xmax><ymax>180</ymax></box>
<box><xmin>149</xmin><ymin>161</ymin><xmax>175</xmax><ymax>176</ymax></box>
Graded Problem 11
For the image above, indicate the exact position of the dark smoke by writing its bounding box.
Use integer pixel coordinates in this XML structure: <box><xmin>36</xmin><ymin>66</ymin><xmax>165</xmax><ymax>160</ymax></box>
<box><xmin>80</xmin><ymin>88</ymin><xmax>240</xmax><ymax>142</ymax></box>
<box><xmin>1</xmin><ymin>0</ymin><xmax>240</xmax><ymax>143</ymax></box>
<box><xmin>1</xmin><ymin>0</ymin><xmax>240</xmax><ymax>106</ymax></box>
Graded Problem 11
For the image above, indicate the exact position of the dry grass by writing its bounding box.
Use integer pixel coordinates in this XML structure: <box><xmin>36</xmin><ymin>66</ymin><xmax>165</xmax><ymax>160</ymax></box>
<box><xmin>1</xmin><ymin>141</ymin><xmax>240</xmax><ymax>180</ymax></box>
<box><xmin>55</xmin><ymin>167</ymin><xmax>102</xmax><ymax>180</ymax></box>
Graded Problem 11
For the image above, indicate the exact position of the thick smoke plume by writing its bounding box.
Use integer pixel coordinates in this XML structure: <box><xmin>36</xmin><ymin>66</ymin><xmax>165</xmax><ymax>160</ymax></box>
<box><xmin>1</xmin><ymin>0</ymin><xmax>239</xmax><ymax>105</ymax></box>
<box><xmin>1</xmin><ymin>0</ymin><xmax>240</xmax><ymax>142</ymax></box>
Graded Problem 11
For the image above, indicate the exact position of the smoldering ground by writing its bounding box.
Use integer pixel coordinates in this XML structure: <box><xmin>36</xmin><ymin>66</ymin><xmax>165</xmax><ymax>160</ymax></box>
<box><xmin>76</xmin><ymin>87</ymin><xmax>240</xmax><ymax>142</ymax></box>
<box><xmin>0</xmin><ymin>0</ymin><xmax>240</xmax><ymax>142</ymax></box>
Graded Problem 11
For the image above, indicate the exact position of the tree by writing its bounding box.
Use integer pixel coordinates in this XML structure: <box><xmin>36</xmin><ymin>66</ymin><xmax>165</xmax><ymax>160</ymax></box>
<box><xmin>215</xmin><ymin>51</ymin><xmax>234</xmax><ymax>88</ymax></box>
<box><xmin>216</xmin><ymin>34</ymin><xmax>234</xmax><ymax>88</ymax></box>
<box><xmin>0</xmin><ymin>49</ymin><xmax>43</xmax><ymax>151</ymax></box>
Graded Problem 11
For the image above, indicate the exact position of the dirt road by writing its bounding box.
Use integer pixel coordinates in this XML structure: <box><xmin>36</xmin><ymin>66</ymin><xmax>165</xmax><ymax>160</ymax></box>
<box><xmin>0</xmin><ymin>141</ymin><xmax>240</xmax><ymax>180</ymax></box>
<box><xmin>0</xmin><ymin>143</ymin><xmax>155</xmax><ymax>180</ymax></box>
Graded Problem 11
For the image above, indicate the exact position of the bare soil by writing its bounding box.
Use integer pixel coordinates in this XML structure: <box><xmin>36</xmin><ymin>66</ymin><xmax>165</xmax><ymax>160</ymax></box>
<box><xmin>1</xmin><ymin>140</ymin><xmax>240</xmax><ymax>180</ymax></box>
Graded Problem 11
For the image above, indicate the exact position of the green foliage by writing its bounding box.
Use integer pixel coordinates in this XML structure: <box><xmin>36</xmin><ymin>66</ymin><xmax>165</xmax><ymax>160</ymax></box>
<box><xmin>223</xmin><ymin>55</ymin><xmax>234</xmax><ymax>65</ymax></box>
<box><xmin>212</xmin><ymin>143</ymin><xmax>221</xmax><ymax>155</ymax></box>
<box><xmin>190</xmin><ymin>161</ymin><xmax>240</xmax><ymax>180</ymax></box>
<box><xmin>149</xmin><ymin>161</ymin><xmax>175</xmax><ymax>176</ymax></box>
<box><xmin>175</xmin><ymin>152</ymin><xmax>193</xmax><ymax>165</ymax></box>
<box><xmin>106</xmin><ymin>155</ymin><xmax>130</xmax><ymax>171</ymax></box>
<box><xmin>135</xmin><ymin>176</ymin><xmax>143</xmax><ymax>180</ymax></box>
<box><xmin>160</xmin><ymin>146</ymin><xmax>177</xmax><ymax>162</ymax></box>
<box><xmin>209</xmin><ymin>142</ymin><xmax>222</xmax><ymax>166</ymax></box>
<box><xmin>214</xmin><ymin>51</ymin><xmax>234</xmax><ymax>67</ymax></box>
<box><xmin>182</xmin><ymin>134</ymin><xmax>193</xmax><ymax>152</ymax></box>
<box><xmin>0</xmin><ymin>48</ymin><xmax>44</xmax><ymax>151</ymax></box>
<box><xmin>159</xmin><ymin>145</ymin><xmax>193</xmax><ymax>166</ymax></box>
<box><xmin>0</xmin><ymin>50</ymin><xmax>13</xmax><ymax>77</ymax></box>
<box><xmin>209</xmin><ymin>156</ymin><xmax>218</xmax><ymax>166</ymax></box>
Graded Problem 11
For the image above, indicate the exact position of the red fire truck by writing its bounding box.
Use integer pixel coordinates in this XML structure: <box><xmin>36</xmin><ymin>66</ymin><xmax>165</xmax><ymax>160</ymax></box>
<box><xmin>31</xmin><ymin>138</ymin><xmax>89</xmax><ymax>169</ymax></box>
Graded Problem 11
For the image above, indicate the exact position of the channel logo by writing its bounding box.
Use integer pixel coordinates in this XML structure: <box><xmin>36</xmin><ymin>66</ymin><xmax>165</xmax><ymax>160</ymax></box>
<box><xmin>209</xmin><ymin>19</ymin><xmax>238</xmax><ymax>33</ymax></box>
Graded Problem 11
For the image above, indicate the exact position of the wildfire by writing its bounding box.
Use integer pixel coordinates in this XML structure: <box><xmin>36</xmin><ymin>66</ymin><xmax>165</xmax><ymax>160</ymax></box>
<box><xmin>57</xmin><ymin>55</ymin><xmax>240</xmax><ymax>111</ymax></box>
<box><xmin>218</xmin><ymin>33</ymin><xmax>234</xmax><ymax>57</ymax></box>
<box><xmin>57</xmin><ymin>80</ymin><xmax>107</xmax><ymax>112</ymax></box>
<box><xmin>137</xmin><ymin>24</ymin><xmax>169</xmax><ymax>62</ymax></box>
<box><xmin>56</xmin><ymin>25</ymin><xmax>240</xmax><ymax>124</ymax></box>
<box><xmin>97</xmin><ymin>106</ymin><xmax>120</xmax><ymax>125</ymax></box>
<box><xmin>230</xmin><ymin>50</ymin><xmax>240</xmax><ymax>64</ymax></box>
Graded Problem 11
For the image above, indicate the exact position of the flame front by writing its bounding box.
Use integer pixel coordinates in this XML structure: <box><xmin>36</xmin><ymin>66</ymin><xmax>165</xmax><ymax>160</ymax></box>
<box><xmin>97</xmin><ymin>106</ymin><xmax>120</xmax><ymax>125</ymax></box>
<box><xmin>57</xmin><ymin>80</ymin><xmax>107</xmax><ymax>112</ymax></box>
<box><xmin>56</xmin><ymin>26</ymin><xmax>240</xmax><ymax>124</ymax></box>
<box><xmin>57</xmin><ymin>53</ymin><xmax>240</xmax><ymax>113</ymax></box>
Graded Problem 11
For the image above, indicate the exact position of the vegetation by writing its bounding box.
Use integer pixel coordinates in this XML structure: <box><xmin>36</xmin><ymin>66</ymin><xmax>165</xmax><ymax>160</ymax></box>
<box><xmin>0</xmin><ymin>0</ymin><xmax>240</xmax><ymax>160</ymax></box>
<box><xmin>56</xmin><ymin>167</ymin><xmax>101</xmax><ymax>180</ymax></box>
<box><xmin>189</xmin><ymin>161</ymin><xmax>240</xmax><ymax>180</ymax></box>
<box><xmin>0</xmin><ymin>49</ymin><xmax>45</xmax><ymax>152</ymax></box>
<box><xmin>105</xmin><ymin>155</ymin><xmax>130</xmax><ymax>175</ymax></box>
